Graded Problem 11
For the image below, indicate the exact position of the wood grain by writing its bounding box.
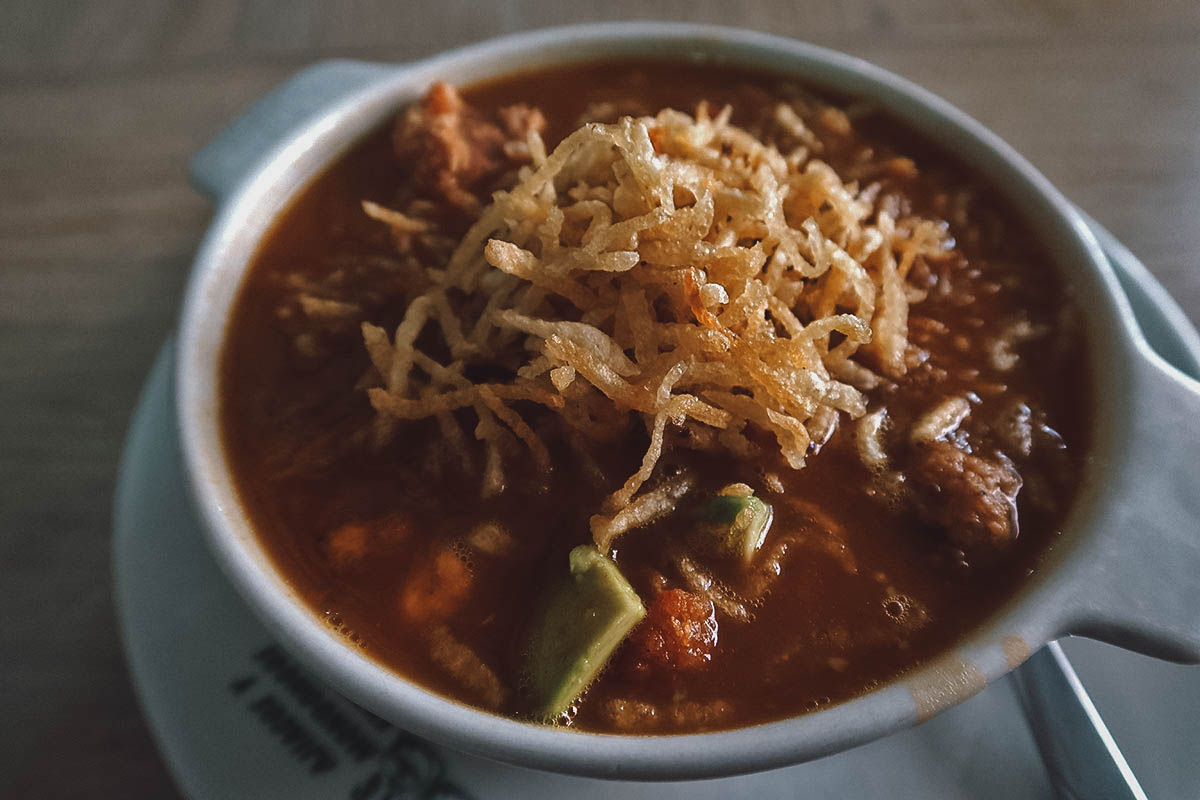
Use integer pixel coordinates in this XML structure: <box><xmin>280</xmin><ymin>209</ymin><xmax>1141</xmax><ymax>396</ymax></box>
<box><xmin>2</xmin><ymin>2</ymin><xmax>1198</xmax><ymax>797</ymax></box>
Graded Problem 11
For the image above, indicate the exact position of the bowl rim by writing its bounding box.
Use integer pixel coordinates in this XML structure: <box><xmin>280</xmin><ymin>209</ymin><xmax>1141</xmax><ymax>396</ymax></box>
<box><xmin>176</xmin><ymin>21</ymin><xmax>1136</xmax><ymax>780</ymax></box>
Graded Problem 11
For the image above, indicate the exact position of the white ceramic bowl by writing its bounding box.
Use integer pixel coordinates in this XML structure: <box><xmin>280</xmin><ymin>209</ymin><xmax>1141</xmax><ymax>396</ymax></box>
<box><xmin>177</xmin><ymin>22</ymin><xmax>1200</xmax><ymax>780</ymax></box>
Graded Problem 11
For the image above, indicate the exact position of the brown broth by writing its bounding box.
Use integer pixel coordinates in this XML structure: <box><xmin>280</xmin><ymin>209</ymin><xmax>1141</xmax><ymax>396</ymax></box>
<box><xmin>220</xmin><ymin>60</ymin><xmax>1090</xmax><ymax>733</ymax></box>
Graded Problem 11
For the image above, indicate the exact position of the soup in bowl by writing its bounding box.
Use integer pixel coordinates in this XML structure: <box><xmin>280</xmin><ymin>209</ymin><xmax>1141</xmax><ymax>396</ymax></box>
<box><xmin>178</xmin><ymin>23</ymin><xmax>1200</xmax><ymax>779</ymax></box>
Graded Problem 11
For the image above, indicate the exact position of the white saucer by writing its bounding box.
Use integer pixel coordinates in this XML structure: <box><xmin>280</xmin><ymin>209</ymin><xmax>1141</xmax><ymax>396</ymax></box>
<box><xmin>113</xmin><ymin>219</ymin><xmax>1200</xmax><ymax>799</ymax></box>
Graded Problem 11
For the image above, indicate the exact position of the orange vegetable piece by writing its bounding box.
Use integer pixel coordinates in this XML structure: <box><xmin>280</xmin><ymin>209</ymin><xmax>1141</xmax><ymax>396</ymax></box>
<box><xmin>324</xmin><ymin>523</ymin><xmax>369</xmax><ymax>567</ymax></box>
<box><xmin>400</xmin><ymin>547</ymin><xmax>473</xmax><ymax>623</ymax></box>
<box><xmin>629</xmin><ymin>589</ymin><xmax>718</xmax><ymax>672</ymax></box>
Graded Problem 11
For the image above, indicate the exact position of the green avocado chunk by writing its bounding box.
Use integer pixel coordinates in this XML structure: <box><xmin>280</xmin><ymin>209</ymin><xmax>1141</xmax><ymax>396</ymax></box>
<box><xmin>701</xmin><ymin>494</ymin><xmax>774</xmax><ymax>563</ymax></box>
<box><xmin>526</xmin><ymin>545</ymin><xmax>646</xmax><ymax>719</ymax></box>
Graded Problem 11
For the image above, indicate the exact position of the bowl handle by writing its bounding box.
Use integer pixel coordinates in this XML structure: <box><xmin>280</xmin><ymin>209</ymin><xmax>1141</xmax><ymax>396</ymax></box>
<box><xmin>189</xmin><ymin>59</ymin><xmax>396</xmax><ymax>201</ymax></box>
<box><xmin>1063</xmin><ymin>347</ymin><xmax>1200</xmax><ymax>662</ymax></box>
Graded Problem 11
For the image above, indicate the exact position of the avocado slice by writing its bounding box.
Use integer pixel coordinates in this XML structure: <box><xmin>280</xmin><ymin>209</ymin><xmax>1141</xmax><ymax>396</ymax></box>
<box><xmin>701</xmin><ymin>494</ymin><xmax>774</xmax><ymax>563</ymax></box>
<box><xmin>526</xmin><ymin>545</ymin><xmax>646</xmax><ymax>719</ymax></box>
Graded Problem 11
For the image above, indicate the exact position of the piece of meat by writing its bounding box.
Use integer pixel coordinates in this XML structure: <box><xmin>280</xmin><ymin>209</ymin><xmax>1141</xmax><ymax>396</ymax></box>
<box><xmin>496</xmin><ymin>103</ymin><xmax>547</xmax><ymax>138</ymax></box>
<box><xmin>496</xmin><ymin>103</ymin><xmax>548</xmax><ymax>160</ymax></box>
<box><xmin>669</xmin><ymin>699</ymin><xmax>733</xmax><ymax>729</ymax></box>
<box><xmin>907</xmin><ymin>440</ymin><xmax>1022</xmax><ymax>554</ymax></box>
<box><xmin>603</xmin><ymin>698</ymin><xmax>660</xmax><ymax>731</ymax></box>
<box><xmin>393</xmin><ymin>82</ymin><xmax>546</xmax><ymax>213</ymax></box>
<box><xmin>627</xmin><ymin>589</ymin><xmax>718</xmax><ymax>673</ymax></box>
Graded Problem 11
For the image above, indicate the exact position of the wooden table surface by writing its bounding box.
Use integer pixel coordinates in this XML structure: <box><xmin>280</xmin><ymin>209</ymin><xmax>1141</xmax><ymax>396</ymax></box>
<box><xmin>3</xmin><ymin>2</ymin><xmax>1198</xmax><ymax>797</ymax></box>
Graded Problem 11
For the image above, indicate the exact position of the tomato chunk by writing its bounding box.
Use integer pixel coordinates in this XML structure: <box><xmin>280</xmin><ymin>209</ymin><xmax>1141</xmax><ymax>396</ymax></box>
<box><xmin>630</xmin><ymin>589</ymin><xmax>718</xmax><ymax>672</ymax></box>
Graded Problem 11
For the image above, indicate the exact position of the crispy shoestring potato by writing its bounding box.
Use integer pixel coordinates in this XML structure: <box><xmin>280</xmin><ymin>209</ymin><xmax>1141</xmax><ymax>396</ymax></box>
<box><xmin>362</xmin><ymin>102</ymin><xmax>952</xmax><ymax>550</ymax></box>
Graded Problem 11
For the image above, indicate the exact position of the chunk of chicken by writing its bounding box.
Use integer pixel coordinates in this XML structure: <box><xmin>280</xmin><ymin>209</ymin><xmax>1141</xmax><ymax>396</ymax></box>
<box><xmin>393</xmin><ymin>82</ymin><xmax>546</xmax><ymax>213</ymax></box>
